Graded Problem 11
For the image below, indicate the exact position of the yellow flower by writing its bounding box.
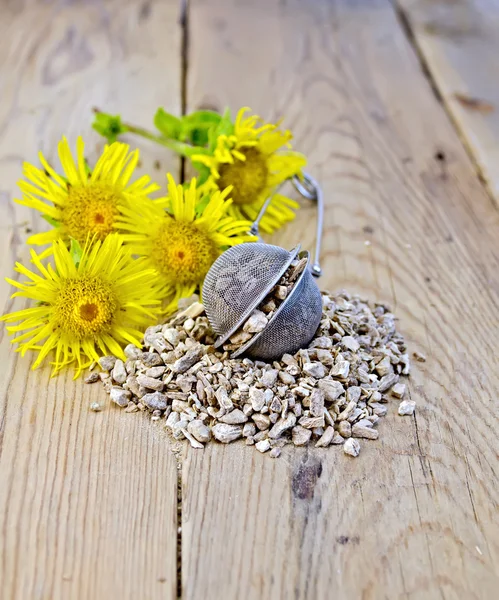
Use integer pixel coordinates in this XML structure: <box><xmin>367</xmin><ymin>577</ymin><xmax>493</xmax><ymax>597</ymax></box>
<box><xmin>117</xmin><ymin>174</ymin><xmax>256</xmax><ymax>312</ymax></box>
<box><xmin>193</xmin><ymin>107</ymin><xmax>306</xmax><ymax>234</ymax></box>
<box><xmin>17</xmin><ymin>136</ymin><xmax>159</xmax><ymax>248</ymax></box>
<box><xmin>1</xmin><ymin>235</ymin><xmax>163</xmax><ymax>378</ymax></box>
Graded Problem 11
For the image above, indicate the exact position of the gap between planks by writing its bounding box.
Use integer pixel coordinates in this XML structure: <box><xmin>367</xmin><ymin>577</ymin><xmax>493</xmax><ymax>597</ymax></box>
<box><xmin>392</xmin><ymin>0</ymin><xmax>499</xmax><ymax>211</ymax></box>
<box><xmin>178</xmin><ymin>1</ymin><xmax>190</xmax><ymax>596</ymax></box>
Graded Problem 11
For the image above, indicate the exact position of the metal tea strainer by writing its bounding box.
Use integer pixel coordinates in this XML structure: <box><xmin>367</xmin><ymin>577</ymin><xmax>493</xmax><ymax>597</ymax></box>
<box><xmin>202</xmin><ymin>173</ymin><xmax>324</xmax><ymax>361</ymax></box>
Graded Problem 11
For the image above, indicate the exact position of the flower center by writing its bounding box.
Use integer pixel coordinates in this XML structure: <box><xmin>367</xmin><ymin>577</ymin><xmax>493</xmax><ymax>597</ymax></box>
<box><xmin>54</xmin><ymin>276</ymin><xmax>117</xmax><ymax>338</ymax></box>
<box><xmin>62</xmin><ymin>183</ymin><xmax>119</xmax><ymax>244</ymax></box>
<box><xmin>79</xmin><ymin>302</ymin><xmax>99</xmax><ymax>321</ymax></box>
<box><xmin>217</xmin><ymin>147</ymin><xmax>268</xmax><ymax>205</ymax></box>
<box><xmin>152</xmin><ymin>219</ymin><xmax>219</xmax><ymax>285</ymax></box>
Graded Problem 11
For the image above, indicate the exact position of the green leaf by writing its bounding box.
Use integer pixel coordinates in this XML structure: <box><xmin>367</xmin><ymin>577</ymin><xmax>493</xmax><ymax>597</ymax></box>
<box><xmin>92</xmin><ymin>112</ymin><xmax>127</xmax><ymax>144</ymax></box>
<box><xmin>191</xmin><ymin>161</ymin><xmax>211</xmax><ymax>185</ymax></box>
<box><xmin>189</xmin><ymin>127</ymin><xmax>210</xmax><ymax>147</ymax></box>
<box><xmin>183</xmin><ymin>110</ymin><xmax>222</xmax><ymax>126</ymax></box>
<box><xmin>180</xmin><ymin>110</ymin><xmax>222</xmax><ymax>146</ymax></box>
<box><xmin>69</xmin><ymin>238</ymin><xmax>83</xmax><ymax>268</ymax></box>
<box><xmin>195</xmin><ymin>193</ymin><xmax>212</xmax><ymax>216</ymax></box>
<box><xmin>208</xmin><ymin>107</ymin><xmax>233</xmax><ymax>151</ymax></box>
<box><xmin>217</xmin><ymin>107</ymin><xmax>234</xmax><ymax>136</ymax></box>
<box><xmin>154</xmin><ymin>108</ymin><xmax>182</xmax><ymax>139</ymax></box>
<box><xmin>41</xmin><ymin>214</ymin><xmax>61</xmax><ymax>228</ymax></box>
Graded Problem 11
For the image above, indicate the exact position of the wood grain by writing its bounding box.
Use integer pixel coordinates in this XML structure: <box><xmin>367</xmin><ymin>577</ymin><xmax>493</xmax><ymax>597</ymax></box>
<box><xmin>182</xmin><ymin>1</ymin><xmax>499</xmax><ymax>598</ymax></box>
<box><xmin>396</xmin><ymin>0</ymin><xmax>499</xmax><ymax>205</ymax></box>
<box><xmin>2</xmin><ymin>1</ymin><xmax>499</xmax><ymax>598</ymax></box>
<box><xmin>0</xmin><ymin>1</ymin><xmax>180</xmax><ymax>598</ymax></box>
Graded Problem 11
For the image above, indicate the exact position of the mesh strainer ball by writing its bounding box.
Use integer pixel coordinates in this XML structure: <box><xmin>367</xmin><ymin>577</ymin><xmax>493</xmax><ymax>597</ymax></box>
<box><xmin>202</xmin><ymin>242</ymin><xmax>323</xmax><ymax>360</ymax></box>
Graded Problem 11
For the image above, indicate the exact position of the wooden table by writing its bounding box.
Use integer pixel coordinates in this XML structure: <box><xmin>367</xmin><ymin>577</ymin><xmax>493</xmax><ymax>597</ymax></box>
<box><xmin>1</xmin><ymin>1</ymin><xmax>498</xmax><ymax>598</ymax></box>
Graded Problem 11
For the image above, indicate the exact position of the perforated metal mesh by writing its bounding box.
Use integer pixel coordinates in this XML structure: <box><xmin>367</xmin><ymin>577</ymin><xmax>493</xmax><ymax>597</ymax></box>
<box><xmin>233</xmin><ymin>257</ymin><xmax>323</xmax><ymax>360</ymax></box>
<box><xmin>202</xmin><ymin>243</ymin><xmax>294</xmax><ymax>339</ymax></box>
<box><xmin>203</xmin><ymin>243</ymin><xmax>323</xmax><ymax>360</ymax></box>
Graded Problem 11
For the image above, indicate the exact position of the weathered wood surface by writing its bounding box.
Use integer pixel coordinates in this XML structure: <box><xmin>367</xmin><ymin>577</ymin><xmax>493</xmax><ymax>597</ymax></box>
<box><xmin>183</xmin><ymin>0</ymin><xmax>499</xmax><ymax>599</ymax></box>
<box><xmin>0</xmin><ymin>1</ymin><xmax>180</xmax><ymax>598</ymax></box>
<box><xmin>396</xmin><ymin>0</ymin><xmax>499</xmax><ymax>204</ymax></box>
<box><xmin>1</xmin><ymin>0</ymin><xmax>499</xmax><ymax>599</ymax></box>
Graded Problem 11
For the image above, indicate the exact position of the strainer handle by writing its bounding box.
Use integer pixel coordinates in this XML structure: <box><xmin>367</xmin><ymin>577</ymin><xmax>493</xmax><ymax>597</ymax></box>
<box><xmin>249</xmin><ymin>172</ymin><xmax>324</xmax><ymax>278</ymax></box>
<box><xmin>249</xmin><ymin>181</ymin><xmax>287</xmax><ymax>240</ymax></box>
<box><xmin>292</xmin><ymin>172</ymin><xmax>323</xmax><ymax>277</ymax></box>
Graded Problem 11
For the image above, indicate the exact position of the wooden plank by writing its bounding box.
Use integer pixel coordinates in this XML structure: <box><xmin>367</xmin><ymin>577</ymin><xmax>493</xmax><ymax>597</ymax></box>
<box><xmin>182</xmin><ymin>1</ymin><xmax>499</xmax><ymax>599</ymax></box>
<box><xmin>0</xmin><ymin>1</ymin><xmax>181</xmax><ymax>598</ymax></box>
<box><xmin>396</xmin><ymin>0</ymin><xmax>499</xmax><ymax>204</ymax></box>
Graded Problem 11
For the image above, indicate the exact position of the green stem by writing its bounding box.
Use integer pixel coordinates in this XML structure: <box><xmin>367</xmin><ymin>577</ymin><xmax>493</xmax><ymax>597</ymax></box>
<box><xmin>123</xmin><ymin>122</ymin><xmax>194</xmax><ymax>157</ymax></box>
